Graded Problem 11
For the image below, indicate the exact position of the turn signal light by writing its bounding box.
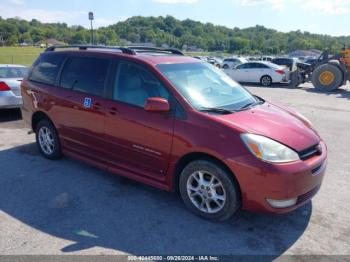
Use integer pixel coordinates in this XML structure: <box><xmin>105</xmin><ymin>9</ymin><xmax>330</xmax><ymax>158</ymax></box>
<box><xmin>0</xmin><ymin>82</ymin><xmax>11</xmax><ymax>91</ymax></box>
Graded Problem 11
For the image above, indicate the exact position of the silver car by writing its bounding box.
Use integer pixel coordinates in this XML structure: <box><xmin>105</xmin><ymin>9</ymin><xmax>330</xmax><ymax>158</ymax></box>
<box><xmin>0</xmin><ymin>64</ymin><xmax>28</xmax><ymax>109</ymax></box>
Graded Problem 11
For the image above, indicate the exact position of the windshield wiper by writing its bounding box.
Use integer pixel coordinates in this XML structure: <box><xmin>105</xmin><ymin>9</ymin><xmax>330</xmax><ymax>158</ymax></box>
<box><xmin>239</xmin><ymin>97</ymin><xmax>265</xmax><ymax>110</ymax></box>
<box><xmin>199</xmin><ymin>107</ymin><xmax>235</xmax><ymax>114</ymax></box>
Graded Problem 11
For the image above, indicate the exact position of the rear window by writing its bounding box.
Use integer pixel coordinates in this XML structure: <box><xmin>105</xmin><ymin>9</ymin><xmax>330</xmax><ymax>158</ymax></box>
<box><xmin>29</xmin><ymin>54</ymin><xmax>66</xmax><ymax>85</ymax></box>
<box><xmin>60</xmin><ymin>56</ymin><xmax>110</xmax><ymax>97</ymax></box>
<box><xmin>253</xmin><ymin>63</ymin><xmax>269</xmax><ymax>68</ymax></box>
<box><xmin>0</xmin><ymin>67</ymin><xmax>28</xmax><ymax>78</ymax></box>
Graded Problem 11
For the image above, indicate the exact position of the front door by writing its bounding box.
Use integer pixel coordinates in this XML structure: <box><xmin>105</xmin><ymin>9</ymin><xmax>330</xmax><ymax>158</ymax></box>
<box><xmin>104</xmin><ymin>61</ymin><xmax>174</xmax><ymax>180</ymax></box>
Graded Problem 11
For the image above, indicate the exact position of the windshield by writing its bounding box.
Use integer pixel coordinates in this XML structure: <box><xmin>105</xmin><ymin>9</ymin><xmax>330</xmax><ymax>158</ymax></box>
<box><xmin>0</xmin><ymin>67</ymin><xmax>28</xmax><ymax>78</ymax></box>
<box><xmin>157</xmin><ymin>62</ymin><xmax>256</xmax><ymax>111</ymax></box>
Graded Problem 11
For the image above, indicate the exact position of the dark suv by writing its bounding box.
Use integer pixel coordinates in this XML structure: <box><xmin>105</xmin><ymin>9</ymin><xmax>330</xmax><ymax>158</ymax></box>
<box><xmin>21</xmin><ymin>46</ymin><xmax>327</xmax><ymax>221</ymax></box>
<box><xmin>272</xmin><ymin>57</ymin><xmax>298</xmax><ymax>72</ymax></box>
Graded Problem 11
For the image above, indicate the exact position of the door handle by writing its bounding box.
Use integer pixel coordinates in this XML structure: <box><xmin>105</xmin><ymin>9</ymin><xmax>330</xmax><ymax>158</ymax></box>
<box><xmin>109</xmin><ymin>106</ymin><xmax>118</xmax><ymax>115</ymax></box>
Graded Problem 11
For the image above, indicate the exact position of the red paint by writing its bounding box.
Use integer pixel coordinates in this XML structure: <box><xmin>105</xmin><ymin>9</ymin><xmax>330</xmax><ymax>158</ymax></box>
<box><xmin>0</xmin><ymin>82</ymin><xmax>11</xmax><ymax>91</ymax></box>
<box><xmin>21</xmin><ymin>50</ymin><xmax>327</xmax><ymax>214</ymax></box>
<box><xmin>275</xmin><ymin>69</ymin><xmax>285</xmax><ymax>75</ymax></box>
<box><xmin>144</xmin><ymin>97</ymin><xmax>170</xmax><ymax>112</ymax></box>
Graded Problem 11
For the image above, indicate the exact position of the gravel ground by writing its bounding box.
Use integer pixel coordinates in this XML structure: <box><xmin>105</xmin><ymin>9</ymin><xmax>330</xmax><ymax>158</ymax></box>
<box><xmin>0</xmin><ymin>83</ymin><xmax>349</xmax><ymax>257</ymax></box>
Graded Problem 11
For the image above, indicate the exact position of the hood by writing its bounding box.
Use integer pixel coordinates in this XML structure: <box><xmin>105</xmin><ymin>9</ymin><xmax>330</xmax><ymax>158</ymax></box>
<box><xmin>218</xmin><ymin>102</ymin><xmax>320</xmax><ymax>151</ymax></box>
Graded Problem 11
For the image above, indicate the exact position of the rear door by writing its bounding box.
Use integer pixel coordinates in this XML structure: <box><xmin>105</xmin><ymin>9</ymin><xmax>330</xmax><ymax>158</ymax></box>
<box><xmin>104</xmin><ymin>60</ymin><xmax>175</xmax><ymax>180</ymax></box>
<box><xmin>55</xmin><ymin>55</ymin><xmax>111</xmax><ymax>163</ymax></box>
<box><xmin>254</xmin><ymin>63</ymin><xmax>271</xmax><ymax>82</ymax></box>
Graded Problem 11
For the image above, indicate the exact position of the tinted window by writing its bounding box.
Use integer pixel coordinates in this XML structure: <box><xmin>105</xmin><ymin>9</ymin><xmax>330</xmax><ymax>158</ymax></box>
<box><xmin>0</xmin><ymin>67</ymin><xmax>28</xmax><ymax>78</ymax></box>
<box><xmin>114</xmin><ymin>62</ymin><xmax>169</xmax><ymax>108</ymax></box>
<box><xmin>249</xmin><ymin>63</ymin><xmax>260</xmax><ymax>69</ymax></box>
<box><xmin>237</xmin><ymin>63</ymin><xmax>251</xmax><ymax>69</ymax></box>
<box><xmin>254</xmin><ymin>63</ymin><xmax>269</xmax><ymax>68</ymax></box>
<box><xmin>273</xmin><ymin>59</ymin><xmax>291</xmax><ymax>65</ymax></box>
<box><xmin>60</xmin><ymin>57</ymin><xmax>110</xmax><ymax>97</ymax></box>
<box><xmin>30</xmin><ymin>54</ymin><xmax>65</xmax><ymax>85</ymax></box>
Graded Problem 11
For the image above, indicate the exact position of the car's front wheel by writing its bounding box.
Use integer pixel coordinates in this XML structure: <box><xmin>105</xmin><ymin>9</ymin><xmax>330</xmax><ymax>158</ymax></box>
<box><xmin>179</xmin><ymin>160</ymin><xmax>240</xmax><ymax>221</ymax></box>
<box><xmin>35</xmin><ymin>119</ymin><xmax>62</xmax><ymax>160</ymax></box>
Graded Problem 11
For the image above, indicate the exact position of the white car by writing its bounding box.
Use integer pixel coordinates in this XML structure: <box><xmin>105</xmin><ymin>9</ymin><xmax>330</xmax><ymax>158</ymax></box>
<box><xmin>221</xmin><ymin>57</ymin><xmax>248</xmax><ymax>69</ymax></box>
<box><xmin>0</xmin><ymin>64</ymin><xmax>28</xmax><ymax>109</ymax></box>
<box><xmin>224</xmin><ymin>62</ymin><xmax>289</xmax><ymax>86</ymax></box>
<box><xmin>260</xmin><ymin>56</ymin><xmax>274</xmax><ymax>62</ymax></box>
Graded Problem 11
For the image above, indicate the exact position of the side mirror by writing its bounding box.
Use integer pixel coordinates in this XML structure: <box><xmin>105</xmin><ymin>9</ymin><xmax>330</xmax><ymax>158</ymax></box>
<box><xmin>144</xmin><ymin>97</ymin><xmax>170</xmax><ymax>113</ymax></box>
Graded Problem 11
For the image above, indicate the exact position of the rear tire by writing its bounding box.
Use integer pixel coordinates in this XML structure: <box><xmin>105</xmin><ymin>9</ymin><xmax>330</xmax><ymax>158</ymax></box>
<box><xmin>312</xmin><ymin>63</ymin><xmax>343</xmax><ymax>92</ymax></box>
<box><xmin>179</xmin><ymin>160</ymin><xmax>240</xmax><ymax>222</ymax></box>
<box><xmin>223</xmin><ymin>64</ymin><xmax>229</xmax><ymax>69</ymax></box>
<box><xmin>35</xmin><ymin>119</ymin><xmax>62</xmax><ymax>160</ymax></box>
<box><xmin>260</xmin><ymin>75</ymin><xmax>272</xmax><ymax>87</ymax></box>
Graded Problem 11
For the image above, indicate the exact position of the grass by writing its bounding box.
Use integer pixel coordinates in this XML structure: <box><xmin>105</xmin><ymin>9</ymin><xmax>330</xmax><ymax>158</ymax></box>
<box><xmin>0</xmin><ymin>47</ymin><xmax>43</xmax><ymax>66</ymax></box>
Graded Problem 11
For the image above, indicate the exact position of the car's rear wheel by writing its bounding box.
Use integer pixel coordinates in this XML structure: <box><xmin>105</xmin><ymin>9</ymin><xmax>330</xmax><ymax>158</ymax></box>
<box><xmin>179</xmin><ymin>160</ymin><xmax>240</xmax><ymax>221</ymax></box>
<box><xmin>223</xmin><ymin>64</ymin><xmax>229</xmax><ymax>69</ymax></box>
<box><xmin>260</xmin><ymin>75</ymin><xmax>272</xmax><ymax>87</ymax></box>
<box><xmin>35</xmin><ymin>119</ymin><xmax>62</xmax><ymax>160</ymax></box>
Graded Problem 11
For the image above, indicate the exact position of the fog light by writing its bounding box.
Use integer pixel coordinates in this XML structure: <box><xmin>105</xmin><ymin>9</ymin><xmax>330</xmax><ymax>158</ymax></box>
<box><xmin>266</xmin><ymin>198</ymin><xmax>297</xmax><ymax>208</ymax></box>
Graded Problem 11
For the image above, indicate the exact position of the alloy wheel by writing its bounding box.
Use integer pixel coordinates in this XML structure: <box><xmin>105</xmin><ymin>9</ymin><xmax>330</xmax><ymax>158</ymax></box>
<box><xmin>261</xmin><ymin>76</ymin><xmax>272</xmax><ymax>86</ymax></box>
<box><xmin>186</xmin><ymin>170</ymin><xmax>226</xmax><ymax>214</ymax></box>
<box><xmin>38</xmin><ymin>126</ymin><xmax>55</xmax><ymax>155</ymax></box>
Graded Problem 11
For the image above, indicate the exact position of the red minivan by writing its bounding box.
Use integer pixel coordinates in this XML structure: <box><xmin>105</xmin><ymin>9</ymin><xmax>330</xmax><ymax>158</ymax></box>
<box><xmin>21</xmin><ymin>46</ymin><xmax>327</xmax><ymax>221</ymax></box>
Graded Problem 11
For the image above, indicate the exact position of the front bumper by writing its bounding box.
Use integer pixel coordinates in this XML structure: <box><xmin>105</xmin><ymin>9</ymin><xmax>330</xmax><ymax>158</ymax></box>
<box><xmin>226</xmin><ymin>140</ymin><xmax>327</xmax><ymax>214</ymax></box>
<box><xmin>0</xmin><ymin>91</ymin><xmax>22</xmax><ymax>109</ymax></box>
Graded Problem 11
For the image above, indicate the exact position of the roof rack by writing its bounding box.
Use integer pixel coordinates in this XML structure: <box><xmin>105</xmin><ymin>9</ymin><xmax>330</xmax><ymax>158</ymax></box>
<box><xmin>45</xmin><ymin>45</ymin><xmax>136</xmax><ymax>55</ymax></box>
<box><xmin>128</xmin><ymin>46</ymin><xmax>184</xmax><ymax>56</ymax></box>
<box><xmin>44</xmin><ymin>45</ymin><xmax>185</xmax><ymax>56</ymax></box>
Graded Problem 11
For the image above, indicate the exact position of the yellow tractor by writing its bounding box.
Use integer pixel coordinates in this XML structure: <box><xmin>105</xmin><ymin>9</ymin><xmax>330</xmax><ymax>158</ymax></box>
<box><xmin>311</xmin><ymin>47</ymin><xmax>350</xmax><ymax>91</ymax></box>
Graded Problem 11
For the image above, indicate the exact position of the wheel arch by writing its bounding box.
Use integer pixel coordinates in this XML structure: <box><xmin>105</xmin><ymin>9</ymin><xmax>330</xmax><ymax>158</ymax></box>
<box><xmin>172</xmin><ymin>152</ymin><xmax>242</xmax><ymax>196</ymax></box>
<box><xmin>31</xmin><ymin>111</ymin><xmax>53</xmax><ymax>132</ymax></box>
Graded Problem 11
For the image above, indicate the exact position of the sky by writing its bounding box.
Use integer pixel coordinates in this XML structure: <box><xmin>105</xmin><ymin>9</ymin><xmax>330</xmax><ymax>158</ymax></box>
<box><xmin>0</xmin><ymin>0</ymin><xmax>349</xmax><ymax>36</ymax></box>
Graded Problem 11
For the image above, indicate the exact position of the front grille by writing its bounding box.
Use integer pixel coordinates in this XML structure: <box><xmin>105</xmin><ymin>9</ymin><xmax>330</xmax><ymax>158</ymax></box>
<box><xmin>299</xmin><ymin>143</ymin><xmax>322</xmax><ymax>160</ymax></box>
<box><xmin>297</xmin><ymin>185</ymin><xmax>321</xmax><ymax>204</ymax></box>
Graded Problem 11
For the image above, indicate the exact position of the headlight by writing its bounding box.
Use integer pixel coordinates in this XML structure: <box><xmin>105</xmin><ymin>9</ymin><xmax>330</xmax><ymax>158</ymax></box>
<box><xmin>241</xmin><ymin>134</ymin><xmax>300</xmax><ymax>163</ymax></box>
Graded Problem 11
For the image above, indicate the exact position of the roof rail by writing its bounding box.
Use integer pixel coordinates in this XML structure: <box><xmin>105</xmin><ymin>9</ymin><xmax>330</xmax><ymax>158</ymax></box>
<box><xmin>44</xmin><ymin>45</ymin><xmax>185</xmax><ymax>56</ymax></box>
<box><xmin>45</xmin><ymin>45</ymin><xmax>136</xmax><ymax>55</ymax></box>
<box><xmin>127</xmin><ymin>46</ymin><xmax>184</xmax><ymax>56</ymax></box>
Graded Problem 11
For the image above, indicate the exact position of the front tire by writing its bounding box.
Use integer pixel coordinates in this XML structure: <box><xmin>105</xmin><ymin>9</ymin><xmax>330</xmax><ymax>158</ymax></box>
<box><xmin>179</xmin><ymin>160</ymin><xmax>241</xmax><ymax>222</ymax></box>
<box><xmin>260</xmin><ymin>75</ymin><xmax>272</xmax><ymax>87</ymax></box>
<box><xmin>35</xmin><ymin>119</ymin><xmax>62</xmax><ymax>160</ymax></box>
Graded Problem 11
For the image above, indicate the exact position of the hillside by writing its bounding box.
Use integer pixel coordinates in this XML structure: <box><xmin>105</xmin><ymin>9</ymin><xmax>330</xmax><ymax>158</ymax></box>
<box><xmin>0</xmin><ymin>15</ymin><xmax>349</xmax><ymax>54</ymax></box>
